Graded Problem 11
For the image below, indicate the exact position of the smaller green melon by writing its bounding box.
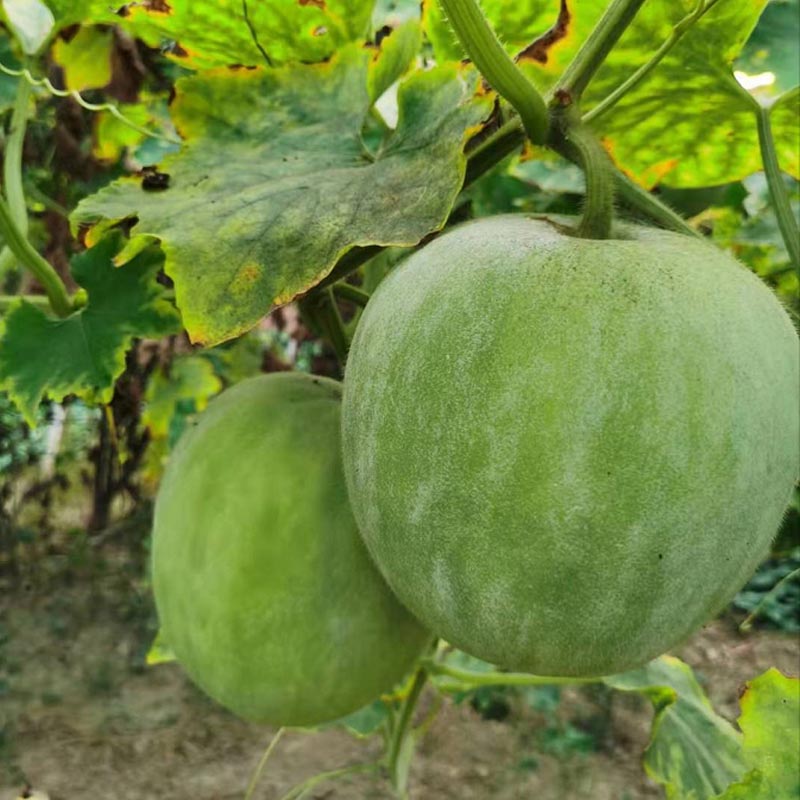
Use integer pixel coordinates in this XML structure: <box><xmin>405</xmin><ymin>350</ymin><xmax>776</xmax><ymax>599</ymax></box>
<box><xmin>152</xmin><ymin>372</ymin><xmax>430</xmax><ymax>727</ymax></box>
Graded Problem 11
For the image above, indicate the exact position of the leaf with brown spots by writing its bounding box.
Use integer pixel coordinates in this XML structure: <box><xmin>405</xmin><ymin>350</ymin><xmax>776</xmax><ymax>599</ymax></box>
<box><xmin>45</xmin><ymin>0</ymin><xmax>373</xmax><ymax>67</ymax></box>
<box><xmin>516</xmin><ymin>0</ymin><xmax>570</xmax><ymax>65</ymax></box>
<box><xmin>73</xmin><ymin>46</ymin><xmax>489</xmax><ymax>346</ymax></box>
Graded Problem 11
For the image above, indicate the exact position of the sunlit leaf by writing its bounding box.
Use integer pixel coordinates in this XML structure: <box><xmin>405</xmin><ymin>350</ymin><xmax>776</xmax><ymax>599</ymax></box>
<box><xmin>45</xmin><ymin>0</ymin><xmax>375</xmax><ymax>68</ymax></box>
<box><xmin>0</xmin><ymin>233</ymin><xmax>181</xmax><ymax>425</ymax></box>
<box><xmin>605</xmin><ymin>655</ymin><xmax>746</xmax><ymax>799</ymax></box>
<box><xmin>74</xmin><ymin>47</ymin><xmax>489</xmax><ymax>345</ymax></box>
<box><xmin>427</xmin><ymin>0</ymin><xmax>791</xmax><ymax>188</ymax></box>
<box><xmin>51</xmin><ymin>25</ymin><xmax>112</xmax><ymax>91</ymax></box>
<box><xmin>716</xmin><ymin>669</ymin><xmax>800</xmax><ymax>799</ymax></box>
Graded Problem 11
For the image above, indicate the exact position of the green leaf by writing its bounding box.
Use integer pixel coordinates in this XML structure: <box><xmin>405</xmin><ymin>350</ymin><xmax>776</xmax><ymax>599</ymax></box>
<box><xmin>2</xmin><ymin>0</ymin><xmax>54</xmax><ymax>54</ymax></box>
<box><xmin>142</xmin><ymin>355</ymin><xmax>222</xmax><ymax>438</ymax></box>
<box><xmin>0</xmin><ymin>234</ymin><xmax>181</xmax><ymax>425</ymax></box>
<box><xmin>45</xmin><ymin>0</ymin><xmax>374</xmax><ymax>68</ymax></box>
<box><xmin>771</xmin><ymin>87</ymin><xmax>800</xmax><ymax>178</ymax></box>
<box><xmin>368</xmin><ymin>19</ymin><xmax>421</xmax><ymax>102</ymax></box>
<box><xmin>584</xmin><ymin>0</ymin><xmax>778</xmax><ymax>188</ymax></box>
<box><xmin>717</xmin><ymin>669</ymin><xmax>800</xmax><ymax>799</ymax></box>
<box><xmin>51</xmin><ymin>25</ymin><xmax>113</xmax><ymax>91</ymax></box>
<box><xmin>74</xmin><ymin>47</ymin><xmax>489</xmax><ymax>345</ymax></box>
<box><xmin>427</xmin><ymin>0</ymin><xmax>790</xmax><ymax>187</ymax></box>
<box><xmin>605</xmin><ymin>655</ymin><xmax>746</xmax><ymax>799</ymax></box>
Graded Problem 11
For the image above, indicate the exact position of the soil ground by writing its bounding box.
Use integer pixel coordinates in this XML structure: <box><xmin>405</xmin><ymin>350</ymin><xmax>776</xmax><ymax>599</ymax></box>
<box><xmin>1</xmin><ymin>519</ymin><xmax>798</xmax><ymax>800</ymax></box>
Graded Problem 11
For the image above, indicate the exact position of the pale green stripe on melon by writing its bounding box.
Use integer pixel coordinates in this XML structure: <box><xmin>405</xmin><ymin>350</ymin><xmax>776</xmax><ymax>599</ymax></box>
<box><xmin>342</xmin><ymin>215</ymin><xmax>799</xmax><ymax>676</ymax></box>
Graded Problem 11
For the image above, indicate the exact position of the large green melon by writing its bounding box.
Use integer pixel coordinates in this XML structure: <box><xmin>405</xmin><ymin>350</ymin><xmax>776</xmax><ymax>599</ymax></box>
<box><xmin>152</xmin><ymin>372</ymin><xmax>430</xmax><ymax>726</ymax></box>
<box><xmin>341</xmin><ymin>215</ymin><xmax>799</xmax><ymax>677</ymax></box>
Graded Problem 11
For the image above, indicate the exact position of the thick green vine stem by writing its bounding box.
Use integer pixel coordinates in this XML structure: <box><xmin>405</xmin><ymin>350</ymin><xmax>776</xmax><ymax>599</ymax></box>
<box><xmin>551</xmin><ymin>108</ymin><xmax>615</xmax><ymax>239</ymax></box>
<box><xmin>756</xmin><ymin>103</ymin><xmax>800</xmax><ymax>272</ymax></box>
<box><xmin>553</xmin><ymin>0</ymin><xmax>648</xmax><ymax>101</ymax></box>
<box><xmin>437</xmin><ymin>0</ymin><xmax>548</xmax><ymax>144</ymax></box>
<box><xmin>5</xmin><ymin>73</ymin><xmax>31</xmax><ymax>234</ymax></box>
<box><xmin>0</xmin><ymin>73</ymin><xmax>33</xmax><ymax>275</ymax></box>
<box><xmin>0</xmin><ymin>197</ymin><xmax>73</xmax><ymax>317</ymax></box>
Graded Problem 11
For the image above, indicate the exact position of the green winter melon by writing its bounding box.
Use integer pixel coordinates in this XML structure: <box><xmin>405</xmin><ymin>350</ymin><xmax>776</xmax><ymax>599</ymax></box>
<box><xmin>152</xmin><ymin>372</ymin><xmax>430</xmax><ymax>726</ymax></box>
<box><xmin>341</xmin><ymin>215</ymin><xmax>799</xmax><ymax>677</ymax></box>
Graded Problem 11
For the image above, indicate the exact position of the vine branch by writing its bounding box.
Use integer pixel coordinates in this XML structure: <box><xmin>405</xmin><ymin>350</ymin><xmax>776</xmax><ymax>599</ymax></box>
<box><xmin>0</xmin><ymin>197</ymin><xmax>73</xmax><ymax>317</ymax></box>
<box><xmin>437</xmin><ymin>0</ymin><xmax>548</xmax><ymax>144</ymax></box>
<box><xmin>0</xmin><ymin>61</ymin><xmax>180</xmax><ymax>144</ymax></box>
<box><xmin>583</xmin><ymin>0</ymin><xmax>722</xmax><ymax>124</ymax></box>
<box><xmin>553</xmin><ymin>0</ymin><xmax>648</xmax><ymax>101</ymax></box>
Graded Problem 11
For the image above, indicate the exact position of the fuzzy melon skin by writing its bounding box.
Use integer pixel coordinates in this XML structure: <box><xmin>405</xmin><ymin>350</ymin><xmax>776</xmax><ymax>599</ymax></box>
<box><xmin>152</xmin><ymin>372</ymin><xmax>430</xmax><ymax>726</ymax></box>
<box><xmin>342</xmin><ymin>215</ymin><xmax>799</xmax><ymax>677</ymax></box>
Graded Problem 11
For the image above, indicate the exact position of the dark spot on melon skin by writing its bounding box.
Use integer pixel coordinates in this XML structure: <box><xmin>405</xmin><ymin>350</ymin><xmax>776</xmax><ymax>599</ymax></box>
<box><xmin>658</xmin><ymin>554</ymin><xmax>663</xmax><ymax>560</ymax></box>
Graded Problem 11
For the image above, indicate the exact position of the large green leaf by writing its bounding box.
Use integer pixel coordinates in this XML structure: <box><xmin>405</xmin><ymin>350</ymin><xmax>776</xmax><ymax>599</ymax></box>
<box><xmin>605</xmin><ymin>656</ymin><xmax>745</xmax><ymax>799</ymax></box>
<box><xmin>586</xmin><ymin>0</ymin><xmax>797</xmax><ymax>187</ymax></box>
<box><xmin>45</xmin><ymin>0</ymin><xmax>375</xmax><ymax>68</ymax></box>
<box><xmin>0</xmin><ymin>234</ymin><xmax>181</xmax><ymax>425</ymax></box>
<box><xmin>74</xmin><ymin>47</ymin><xmax>489</xmax><ymax>345</ymax></box>
<box><xmin>427</xmin><ymin>0</ymin><xmax>794</xmax><ymax>187</ymax></box>
<box><xmin>717</xmin><ymin>669</ymin><xmax>800</xmax><ymax>799</ymax></box>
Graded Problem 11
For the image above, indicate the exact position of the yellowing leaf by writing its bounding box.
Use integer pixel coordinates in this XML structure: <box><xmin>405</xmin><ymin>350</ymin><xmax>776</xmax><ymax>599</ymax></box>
<box><xmin>51</xmin><ymin>25</ymin><xmax>112</xmax><ymax>91</ymax></box>
<box><xmin>74</xmin><ymin>47</ymin><xmax>489</xmax><ymax>345</ymax></box>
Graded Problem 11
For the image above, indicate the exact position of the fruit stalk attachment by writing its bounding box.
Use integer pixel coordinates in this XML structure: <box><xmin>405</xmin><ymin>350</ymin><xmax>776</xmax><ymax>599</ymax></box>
<box><xmin>437</xmin><ymin>0</ymin><xmax>548</xmax><ymax>144</ymax></box>
<box><xmin>551</xmin><ymin>107</ymin><xmax>616</xmax><ymax>239</ymax></box>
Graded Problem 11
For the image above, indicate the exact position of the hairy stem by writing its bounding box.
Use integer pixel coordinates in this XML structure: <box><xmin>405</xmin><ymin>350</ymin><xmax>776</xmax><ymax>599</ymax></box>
<box><xmin>438</xmin><ymin>0</ymin><xmax>548</xmax><ymax>143</ymax></box>
<box><xmin>554</xmin><ymin>0</ymin><xmax>647</xmax><ymax>100</ymax></box>
<box><xmin>583</xmin><ymin>0</ymin><xmax>721</xmax><ymax>124</ymax></box>
<box><xmin>614</xmin><ymin>171</ymin><xmax>701</xmax><ymax>238</ymax></box>
<box><xmin>0</xmin><ymin>197</ymin><xmax>72</xmax><ymax>316</ymax></box>
<box><xmin>756</xmin><ymin>103</ymin><xmax>800</xmax><ymax>272</ymax></box>
<box><xmin>553</xmin><ymin>110</ymin><xmax>615</xmax><ymax>239</ymax></box>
